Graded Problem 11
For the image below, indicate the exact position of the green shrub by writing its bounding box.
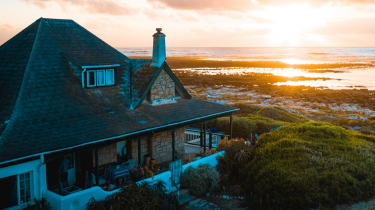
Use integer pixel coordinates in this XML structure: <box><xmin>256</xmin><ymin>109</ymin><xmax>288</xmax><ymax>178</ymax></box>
<box><xmin>216</xmin><ymin>139</ymin><xmax>256</xmax><ymax>188</ymax></box>
<box><xmin>229</xmin><ymin>103</ymin><xmax>263</xmax><ymax>117</ymax></box>
<box><xmin>208</xmin><ymin>115</ymin><xmax>287</xmax><ymax>140</ymax></box>
<box><xmin>257</xmin><ymin>106</ymin><xmax>309</xmax><ymax>123</ymax></box>
<box><xmin>180</xmin><ymin>164</ymin><xmax>220</xmax><ymax>197</ymax></box>
<box><xmin>242</xmin><ymin>122</ymin><xmax>375</xmax><ymax>209</ymax></box>
<box><xmin>86</xmin><ymin>181</ymin><xmax>178</xmax><ymax>210</ymax></box>
<box><xmin>207</xmin><ymin>117</ymin><xmax>255</xmax><ymax>140</ymax></box>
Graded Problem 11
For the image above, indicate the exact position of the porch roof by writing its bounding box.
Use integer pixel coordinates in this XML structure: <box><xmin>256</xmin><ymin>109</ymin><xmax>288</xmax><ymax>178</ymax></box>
<box><xmin>0</xmin><ymin>98</ymin><xmax>237</xmax><ymax>163</ymax></box>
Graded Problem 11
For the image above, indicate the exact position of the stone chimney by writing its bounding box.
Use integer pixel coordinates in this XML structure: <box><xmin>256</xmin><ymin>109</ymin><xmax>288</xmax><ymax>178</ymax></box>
<box><xmin>151</xmin><ymin>28</ymin><xmax>166</xmax><ymax>67</ymax></box>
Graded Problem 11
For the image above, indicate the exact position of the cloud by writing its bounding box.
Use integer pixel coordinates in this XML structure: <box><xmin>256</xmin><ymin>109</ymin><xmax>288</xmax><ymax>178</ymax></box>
<box><xmin>312</xmin><ymin>18</ymin><xmax>375</xmax><ymax>35</ymax></box>
<box><xmin>147</xmin><ymin>0</ymin><xmax>375</xmax><ymax>12</ymax></box>
<box><xmin>147</xmin><ymin>0</ymin><xmax>258</xmax><ymax>12</ymax></box>
<box><xmin>0</xmin><ymin>23</ymin><xmax>18</xmax><ymax>45</ymax></box>
<box><xmin>21</xmin><ymin>0</ymin><xmax>136</xmax><ymax>15</ymax></box>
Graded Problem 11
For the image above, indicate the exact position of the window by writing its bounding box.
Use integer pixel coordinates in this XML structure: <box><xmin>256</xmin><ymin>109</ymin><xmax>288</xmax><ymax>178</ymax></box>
<box><xmin>86</xmin><ymin>69</ymin><xmax>115</xmax><ymax>88</ymax></box>
<box><xmin>97</xmin><ymin>70</ymin><xmax>105</xmax><ymax>86</ymax></box>
<box><xmin>19</xmin><ymin>172</ymin><xmax>31</xmax><ymax>204</ymax></box>
<box><xmin>87</xmin><ymin>70</ymin><xmax>96</xmax><ymax>87</ymax></box>
<box><xmin>106</xmin><ymin>69</ymin><xmax>115</xmax><ymax>85</ymax></box>
<box><xmin>0</xmin><ymin>175</ymin><xmax>17</xmax><ymax>209</ymax></box>
<box><xmin>0</xmin><ymin>172</ymin><xmax>33</xmax><ymax>209</ymax></box>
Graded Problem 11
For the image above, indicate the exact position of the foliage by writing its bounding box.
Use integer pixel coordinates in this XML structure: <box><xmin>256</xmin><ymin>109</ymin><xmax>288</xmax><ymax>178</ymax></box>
<box><xmin>229</xmin><ymin>103</ymin><xmax>263</xmax><ymax>117</ymax></box>
<box><xmin>216</xmin><ymin>139</ymin><xmax>256</xmax><ymax>189</ymax></box>
<box><xmin>142</xmin><ymin>166</ymin><xmax>154</xmax><ymax>179</ymax></box>
<box><xmin>86</xmin><ymin>180</ymin><xmax>178</xmax><ymax>210</ymax></box>
<box><xmin>23</xmin><ymin>198</ymin><xmax>52</xmax><ymax>210</ymax></box>
<box><xmin>207</xmin><ymin>115</ymin><xmax>287</xmax><ymax>140</ymax></box>
<box><xmin>129</xmin><ymin>167</ymin><xmax>144</xmax><ymax>182</ymax></box>
<box><xmin>242</xmin><ymin>122</ymin><xmax>375</xmax><ymax>209</ymax></box>
<box><xmin>333</xmin><ymin>117</ymin><xmax>375</xmax><ymax>136</ymax></box>
<box><xmin>180</xmin><ymin>164</ymin><xmax>220</xmax><ymax>197</ymax></box>
<box><xmin>257</xmin><ymin>106</ymin><xmax>310</xmax><ymax>123</ymax></box>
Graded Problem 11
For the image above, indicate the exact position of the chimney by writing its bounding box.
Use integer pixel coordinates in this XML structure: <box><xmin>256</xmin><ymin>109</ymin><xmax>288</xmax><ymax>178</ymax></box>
<box><xmin>151</xmin><ymin>28</ymin><xmax>166</xmax><ymax>67</ymax></box>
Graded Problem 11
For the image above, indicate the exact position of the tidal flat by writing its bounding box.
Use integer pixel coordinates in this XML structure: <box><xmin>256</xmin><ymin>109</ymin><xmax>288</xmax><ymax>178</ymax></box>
<box><xmin>130</xmin><ymin>56</ymin><xmax>375</xmax><ymax>135</ymax></box>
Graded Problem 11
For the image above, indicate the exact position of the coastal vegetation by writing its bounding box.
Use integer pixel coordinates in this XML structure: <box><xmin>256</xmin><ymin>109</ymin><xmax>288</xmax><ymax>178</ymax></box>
<box><xmin>85</xmin><ymin>181</ymin><xmax>178</xmax><ymax>210</ymax></box>
<box><xmin>216</xmin><ymin>121</ymin><xmax>375</xmax><ymax>210</ymax></box>
<box><xmin>180</xmin><ymin>164</ymin><xmax>220</xmax><ymax>197</ymax></box>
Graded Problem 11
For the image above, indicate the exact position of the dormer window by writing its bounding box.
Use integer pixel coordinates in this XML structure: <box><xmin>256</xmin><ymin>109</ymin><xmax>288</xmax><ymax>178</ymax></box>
<box><xmin>86</xmin><ymin>69</ymin><xmax>115</xmax><ymax>88</ymax></box>
<box><xmin>81</xmin><ymin>64</ymin><xmax>120</xmax><ymax>88</ymax></box>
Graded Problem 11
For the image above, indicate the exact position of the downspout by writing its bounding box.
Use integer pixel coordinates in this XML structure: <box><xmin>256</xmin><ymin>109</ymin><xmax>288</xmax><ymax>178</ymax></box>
<box><xmin>81</xmin><ymin>68</ymin><xmax>87</xmax><ymax>88</ymax></box>
<box><xmin>38</xmin><ymin>154</ymin><xmax>44</xmax><ymax>198</ymax></box>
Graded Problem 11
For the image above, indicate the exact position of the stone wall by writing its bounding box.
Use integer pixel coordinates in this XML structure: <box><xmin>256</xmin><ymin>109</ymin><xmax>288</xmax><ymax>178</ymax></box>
<box><xmin>127</xmin><ymin>128</ymin><xmax>185</xmax><ymax>166</ymax></box>
<box><xmin>149</xmin><ymin>69</ymin><xmax>175</xmax><ymax>101</ymax></box>
<box><xmin>92</xmin><ymin>143</ymin><xmax>117</xmax><ymax>166</ymax></box>
<box><xmin>150</xmin><ymin>128</ymin><xmax>185</xmax><ymax>164</ymax></box>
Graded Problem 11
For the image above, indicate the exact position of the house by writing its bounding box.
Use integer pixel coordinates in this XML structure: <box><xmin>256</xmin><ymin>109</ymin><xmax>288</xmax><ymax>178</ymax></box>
<box><xmin>0</xmin><ymin>18</ymin><xmax>238</xmax><ymax>209</ymax></box>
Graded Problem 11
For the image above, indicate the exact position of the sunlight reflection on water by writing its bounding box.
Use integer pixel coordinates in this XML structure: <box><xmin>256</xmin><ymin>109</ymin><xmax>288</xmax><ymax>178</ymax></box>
<box><xmin>176</xmin><ymin>67</ymin><xmax>375</xmax><ymax>90</ymax></box>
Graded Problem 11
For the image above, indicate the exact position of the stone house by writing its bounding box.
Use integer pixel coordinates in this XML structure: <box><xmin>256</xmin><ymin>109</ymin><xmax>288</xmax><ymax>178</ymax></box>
<box><xmin>0</xmin><ymin>18</ymin><xmax>237</xmax><ymax>209</ymax></box>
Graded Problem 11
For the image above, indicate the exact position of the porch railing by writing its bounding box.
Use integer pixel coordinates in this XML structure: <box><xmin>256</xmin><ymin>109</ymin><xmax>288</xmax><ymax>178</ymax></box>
<box><xmin>184</xmin><ymin>128</ymin><xmax>229</xmax><ymax>148</ymax></box>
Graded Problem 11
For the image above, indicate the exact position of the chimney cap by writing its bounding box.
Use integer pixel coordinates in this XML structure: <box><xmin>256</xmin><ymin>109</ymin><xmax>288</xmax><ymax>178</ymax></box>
<box><xmin>156</xmin><ymin>28</ymin><xmax>162</xmax><ymax>33</ymax></box>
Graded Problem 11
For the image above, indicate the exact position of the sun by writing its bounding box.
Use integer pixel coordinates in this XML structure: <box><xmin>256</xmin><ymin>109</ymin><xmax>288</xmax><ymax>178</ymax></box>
<box><xmin>265</xmin><ymin>4</ymin><xmax>325</xmax><ymax>46</ymax></box>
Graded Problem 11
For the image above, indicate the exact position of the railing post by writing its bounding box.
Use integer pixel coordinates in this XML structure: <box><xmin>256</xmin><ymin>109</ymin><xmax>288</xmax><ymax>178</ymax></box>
<box><xmin>209</xmin><ymin>132</ymin><xmax>213</xmax><ymax>149</ymax></box>
<box><xmin>200</xmin><ymin>124</ymin><xmax>203</xmax><ymax>147</ymax></box>
<box><xmin>203</xmin><ymin>123</ymin><xmax>207</xmax><ymax>153</ymax></box>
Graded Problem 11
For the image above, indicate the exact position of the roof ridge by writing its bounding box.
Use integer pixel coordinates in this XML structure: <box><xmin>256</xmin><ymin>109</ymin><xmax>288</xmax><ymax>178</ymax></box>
<box><xmin>71</xmin><ymin>20</ymin><xmax>130</xmax><ymax>61</ymax></box>
<box><xmin>0</xmin><ymin>18</ymin><xmax>44</xmax><ymax>148</ymax></box>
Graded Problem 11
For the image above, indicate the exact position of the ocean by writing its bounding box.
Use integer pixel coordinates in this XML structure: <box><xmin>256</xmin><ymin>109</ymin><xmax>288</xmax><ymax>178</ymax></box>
<box><xmin>117</xmin><ymin>47</ymin><xmax>375</xmax><ymax>90</ymax></box>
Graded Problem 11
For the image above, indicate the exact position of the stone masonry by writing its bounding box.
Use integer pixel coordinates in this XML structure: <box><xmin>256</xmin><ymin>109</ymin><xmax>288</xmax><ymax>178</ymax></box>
<box><xmin>149</xmin><ymin>69</ymin><xmax>175</xmax><ymax>101</ymax></box>
<box><xmin>92</xmin><ymin>143</ymin><xmax>117</xmax><ymax>167</ymax></box>
<box><xmin>128</xmin><ymin>128</ymin><xmax>185</xmax><ymax>166</ymax></box>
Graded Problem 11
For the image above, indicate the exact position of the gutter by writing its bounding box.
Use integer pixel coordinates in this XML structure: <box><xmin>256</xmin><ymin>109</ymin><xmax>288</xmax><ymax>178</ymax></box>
<box><xmin>0</xmin><ymin>108</ymin><xmax>239</xmax><ymax>166</ymax></box>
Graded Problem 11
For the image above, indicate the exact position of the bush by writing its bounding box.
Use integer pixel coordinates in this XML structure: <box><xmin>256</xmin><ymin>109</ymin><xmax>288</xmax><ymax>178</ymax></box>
<box><xmin>24</xmin><ymin>198</ymin><xmax>52</xmax><ymax>210</ymax></box>
<box><xmin>86</xmin><ymin>180</ymin><xmax>178</xmax><ymax>210</ymax></box>
<box><xmin>216</xmin><ymin>139</ymin><xmax>255</xmax><ymax>189</ymax></box>
<box><xmin>242</xmin><ymin>122</ymin><xmax>375</xmax><ymax>209</ymax></box>
<box><xmin>208</xmin><ymin>115</ymin><xmax>287</xmax><ymax>140</ymax></box>
<box><xmin>229</xmin><ymin>103</ymin><xmax>263</xmax><ymax>117</ymax></box>
<box><xmin>180</xmin><ymin>164</ymin><xmax>220</xmax><ymax>197</ymax></box>
<box><xmin>257</xmin><ymin>106</ymin><xmax>309</xmax><ymax>123</ymax></box>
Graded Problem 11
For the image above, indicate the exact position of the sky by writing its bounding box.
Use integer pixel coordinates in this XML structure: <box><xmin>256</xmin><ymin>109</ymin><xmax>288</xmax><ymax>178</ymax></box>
<box><xmin>1</xmin><ymin>0</ymin><xmax>375</xmax><ymax>47</ymax></box>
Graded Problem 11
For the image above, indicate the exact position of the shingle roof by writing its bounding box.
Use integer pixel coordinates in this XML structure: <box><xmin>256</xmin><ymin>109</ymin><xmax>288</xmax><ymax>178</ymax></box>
<box><xmin>0</xmin><ymin>18</ymin><xmax>238</xmax><ymax>163</ymax></box>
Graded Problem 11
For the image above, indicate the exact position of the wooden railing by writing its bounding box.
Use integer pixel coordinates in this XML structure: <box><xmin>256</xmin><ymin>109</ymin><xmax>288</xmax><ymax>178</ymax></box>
<box><xmin>184</xmin><ymin>128</ymin><xmax>229</xmax><ymax>148</ymax></box>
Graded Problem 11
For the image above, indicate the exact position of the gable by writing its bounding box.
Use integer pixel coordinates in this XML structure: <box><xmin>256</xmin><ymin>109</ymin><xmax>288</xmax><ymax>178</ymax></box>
<box><xmin>132</xmin><ymin>62</ymin><xmax>191</xmax><ymax>108</ymax></box>
<box><xmin>148</xmin><ymin>69</ymin><xmax>175</xmax><ymax>102</ymax></box>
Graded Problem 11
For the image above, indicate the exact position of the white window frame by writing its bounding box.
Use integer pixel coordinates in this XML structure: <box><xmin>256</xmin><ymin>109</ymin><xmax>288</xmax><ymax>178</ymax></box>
<box><xmin>97</xmin><ymin>70</ymin><xmax>106</xmax><ymax>86</ymax></box>
<box><xmin>87</xmin><ymin>70</ymin><xmax>96</xmax><ymax>87</ymax></box>
<box><xmin>18</xmin><ymin>172</ymin><xmax>32</xmax><ymax>205</ymax></box>
<box><xmin>106</xmin><ymin>69</ymin><xmax>115</xmax><ymax>85</ymax></box>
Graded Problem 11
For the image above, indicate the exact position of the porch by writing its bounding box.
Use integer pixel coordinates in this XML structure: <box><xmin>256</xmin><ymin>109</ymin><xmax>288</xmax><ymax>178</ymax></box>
<box><xmin>43</xmin><ymin>117</ymin><xmax>233</xmax><ymax>196</ymax></box>
<box><xmin>43</xmin><ymin>151</ymin><xmax>225</xmax><ymax>210</ymax></box>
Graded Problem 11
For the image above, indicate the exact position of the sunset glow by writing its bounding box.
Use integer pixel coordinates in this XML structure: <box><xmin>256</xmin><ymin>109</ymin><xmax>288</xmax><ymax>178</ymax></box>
<box><xmin>265</xmin><ymin>4</ymin><xmax>326</xmax><ymax>46</ymax></box>
<box><xmin>1</xmin><ymin>0</ymin><xmax>375</xmax><ymax>47</ymax></box>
